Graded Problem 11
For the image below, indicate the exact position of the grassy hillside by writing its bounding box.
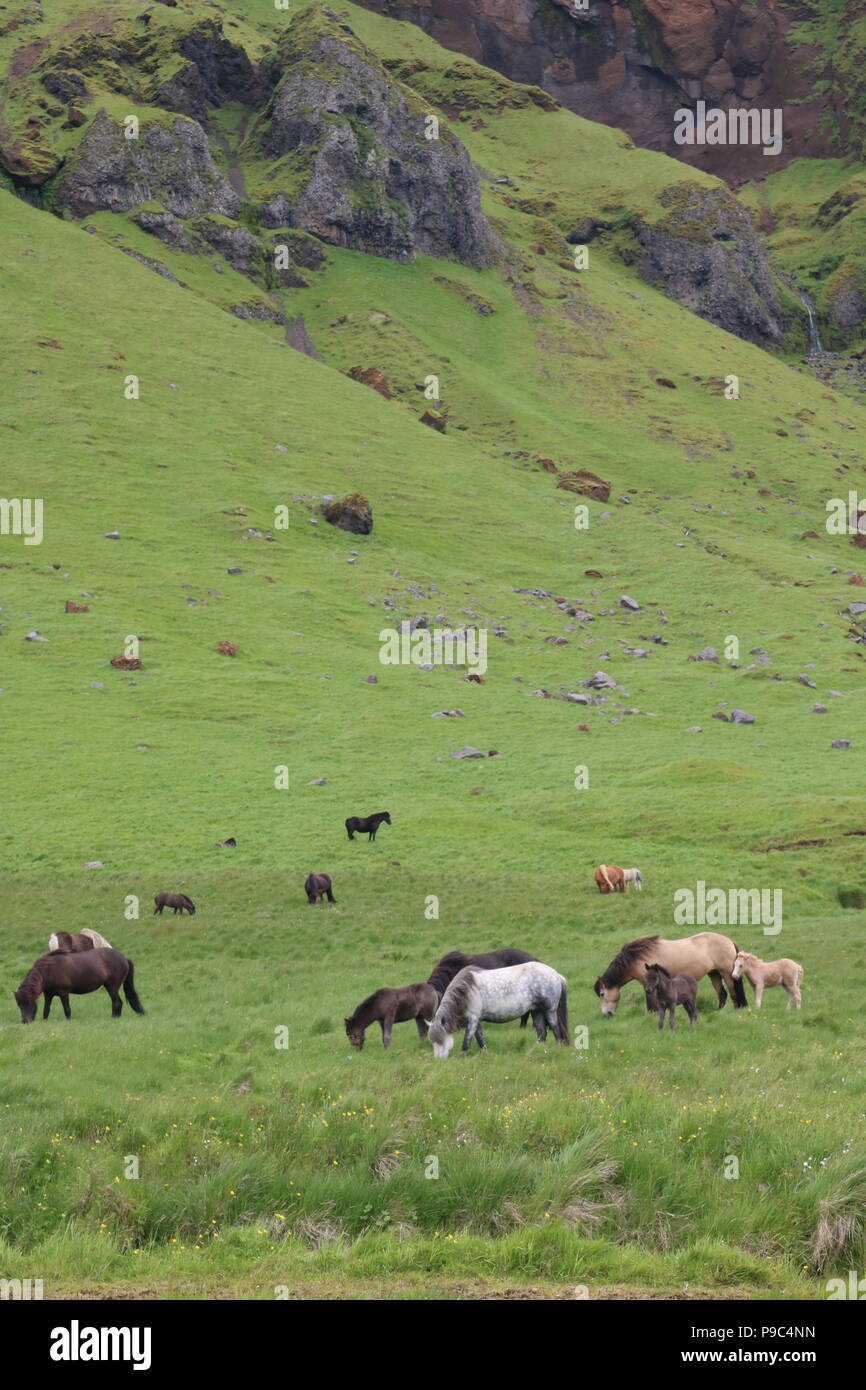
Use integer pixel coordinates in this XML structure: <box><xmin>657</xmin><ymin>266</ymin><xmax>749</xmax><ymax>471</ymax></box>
<box><xmin>1</xmin><ymin>2</ymin><xmax>866</xmax><ymax>1300</ymax></box>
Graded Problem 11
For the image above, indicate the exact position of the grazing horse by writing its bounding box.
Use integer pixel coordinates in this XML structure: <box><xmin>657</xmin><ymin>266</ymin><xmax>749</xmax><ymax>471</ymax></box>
<box><xmin>621</xmin><ymin>867</ymin><xmax>643</xmax><ymax>890</ymax></box>
<box><xmin>428</xmin><ymin>962</ymin><xmax>570</xmax><ymax>1058</ymax></box>
<box><xmin>428</xmin><ymin>948</ymin><xmax>539</xmax><ymax>1043</ymax></box>
<box><xmin>345</xmin><ymin>982</ymin><xmax>438</xmax><ymax>1050</ymax></box>
<box><xmin>305</xmin><ymin>873</ymin><xmax>335</xmax><ymax>904</ymax></box>
<box><xmin>644</xmin><ymin>964</ymin><xmax>698</xmax><ymax>1031</ymax></box>
<box><xmin>154</xmin><ymin>893</ymin><xmax>196</xmax><ymax>916</ymax></box>
<box><xmin>345</xmin><ymin>812</ymin><xmax>391</xmax><ymax>842</ymax></box>
<box><xmin>732</xmin><ymin>951</ymin><xmax>803</xmax><ymax>1010</ymax></box>
<box><xmin>595</xmin><ymin>864</ymin><xmax>626</xmax><ymax>894</ymax></box>
<box><xmin>14</xmin><ymin>948</ymin><xmax>145</xmax><ymax>1023</ymax></box>
<box><xmin>594</xmin><ymin>932</ymin><xmax>746</xmax><ymax>1015</ymax></box>
<box><xmin>48</xmin><ymin>929</ymin><xmax>112</xmax><ymax>953</ymax></box>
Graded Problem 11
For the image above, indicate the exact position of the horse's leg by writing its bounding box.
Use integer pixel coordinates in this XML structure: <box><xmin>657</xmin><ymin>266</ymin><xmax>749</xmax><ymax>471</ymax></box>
<box><xmin>382</xmin><ymin>1012</ymin><xmax>396</xmax><ymax>1049</ymax></box>
<box><xmin>533</xmin><ymin>1009</ymin><xmax>547</xmax><ymax>1043</ymax></box>
<box><xmin>668</xmin><ymin>1004</ymin><xmax>676</xmax><ymax>1032</ymax></box>
<box><xmin>687</xmin><ymin>1000</ymin><xmax>698</xmax><ymax>1027</ymax></box>
<box><xmin>754</xmin><ymin>981</ymin><xmax>764</xmax><ymax>1009</ymax></box>
<box><xmin>43</xmin><ymin>993</ymin><xmax>52</xmax><ymax>1019</ymax></box>
<box><xmin>327</xmin><ymin>888</ymin><xmax>336</xmax><ymax>903</ymax></box>
<box><xmin>415</xmin><ymin>1015</ymin><xmax>429</xmax><ymax>1040</ymax></box>
<box><xmin>60</xmin><ymin>992</ymin><xmax>71</xmax><ymax>1020</ymax></box>
<box><xmin>106</xmin><ymin>984</ymin><xmax>123</xmax><ymax>1018</ymax></box>
<box><xmin>464</xmin><ymin>1016</ymin><xmax>482</xmax><ymax>1054</ymax></box>
<box><xmin>708</xmin><ymin>970</ymin><xmax>728</xmax><ymax>1010</ymax></box>
<box><xmin>544</xmin><ymin>1007</ymin><xmax>559</xmax><ymax>1042</ymax></box>
<box><xmin>657</xmin><ymin>1004</ymin><xmax>665</xmax><ymax>1031</ymax></box>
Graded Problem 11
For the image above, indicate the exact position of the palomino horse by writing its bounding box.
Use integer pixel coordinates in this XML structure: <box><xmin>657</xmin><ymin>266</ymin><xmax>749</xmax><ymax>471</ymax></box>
<box><xmin>428</xmin><ymin>962</ymin><xmax>570</xmax><ymax>1057</ymax></box>
<box><xmin>345</xmin><ymin>812</ymin><xmax>391</xmax><ymax>842</ymax></box>
<box><xmin>345</xmin><ymin>982</ymin><xmax>438</xmax><ymax>1049</ymax></box>
<box><xmin>732</xmin><ymin>951</ymin><xmax>803</xmax><ymax>1009</ymax></box>
<box><xmin>48</xmin><ymin>929</ymin><xmax>112</xmax><ymax>953</ymax></box>
<box><xmin>594</xmin><ymin>932</ymin><xmax>747</xmax><ymax>1015</ymax></box>
<box><xmin>305</xmin><ymin>873</ymin><xmax>335</xmax><ymax>904</ymax></box>
<box><xmin>622</xmin><ymin>868</ymin><xmax>642</xmax><ymax>890</ymax></box>
<box><xmin>154</xmin><ymin>893</ymin><xmax>196</xmax><ymax>915</ymax></box>
<box><xmin>595</xmin><ymin>864</ymin><xmax>626</xmax><ymax>894</ymax></box>
<box><xmin>14</xmin><ymin>948</ymin><xmax>145</xmax><ymax>1023</ymax></box>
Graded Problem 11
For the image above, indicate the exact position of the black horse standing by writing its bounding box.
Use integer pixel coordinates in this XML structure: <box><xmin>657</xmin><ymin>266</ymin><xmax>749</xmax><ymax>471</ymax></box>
<box><xmin>345</xmin><ymin>812</ymin><xmax>391</xmax><ymax>842</ymax></box>
<box><xmin>305</xmin><ymin>873</ymin><xmax>336</xmax><ymax>904</ymax></box>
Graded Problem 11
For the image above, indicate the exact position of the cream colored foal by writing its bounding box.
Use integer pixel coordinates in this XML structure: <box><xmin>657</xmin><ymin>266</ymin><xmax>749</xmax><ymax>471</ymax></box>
<box><xmin>732</xmin><ymin>951</ymin><xmax>803</xmax><ymax>1009</ymax></box>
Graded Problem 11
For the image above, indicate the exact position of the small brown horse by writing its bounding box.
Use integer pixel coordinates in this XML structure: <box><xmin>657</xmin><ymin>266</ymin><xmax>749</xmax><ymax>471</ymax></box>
<box><xmin>594</xmin><ymin>932</ymin><xmax>747</xmax><ymax>1014</ymax></box>
<box><xmin>154</xmin><ymin>893</ymin><xmax>196</xmax><ymax>916</ymax></box>
<box><xmin>644</xmin><ymin>964</ymin><xmax>698</xmax><ymax>1031</ymax></box>
<box><xmin>14</xmin><ymin>948</ymin><xmax>146</xmax><ymax>1023</ymax></box>
<box><xmin>48</xmin><ymin>929</ymin><xmax>112</xmax><ymax>953</ymax></box>
<box><xmin>345</xmin><ymin>982</ymin><xmax>438</xmax><ymax>1050</ymax></box>
<box><xmin>305</xmin><ymin>873</ymin><xmax>336</xmax><ymax>904</ymax></box>
<box><xmin>345</xmin><ymin>812</ymin><xmax>391</xmax><ymax>842</ymax></box>
<box><xmin>595</xmin><ymin>864</ymin><xmax>626</xmax><ymax>894</ymax></box>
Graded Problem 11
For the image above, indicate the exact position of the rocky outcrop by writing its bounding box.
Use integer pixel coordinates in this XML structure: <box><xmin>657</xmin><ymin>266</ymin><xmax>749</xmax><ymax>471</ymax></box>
<box><xmin>636</xmin><ymin>182</ymin><xmax>785</xmax><ymax>343</ymax></box>
<box><xmin>150</xmin><ymin>19</ymin><xmax>267</xmax><ymax>121</ymax></box>
<box><xmin>322</xmin><ymin>493</ymin><xmax>374</xmax><ymax>534</ymax></box>
<box><xmin>355</xmin><ymin>0</ymin><xmax>837</xmax><ymax>180</ymax></box>
<box><xmin>253</xmin><ymin>9</ymin><xmax>496</xmax><ymax>265</ymax></box>
<box><xmin>53</xmin><ymin>110</ymin><xmax>239</xmax><ymax>218</ymax></box>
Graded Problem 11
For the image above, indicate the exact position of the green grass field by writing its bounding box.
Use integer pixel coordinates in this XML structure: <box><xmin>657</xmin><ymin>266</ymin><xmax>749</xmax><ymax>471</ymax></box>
<box><xmin>2</xmin><ymin>0</ymin><xmax>866</xmax><ymax>1301</ymax></box>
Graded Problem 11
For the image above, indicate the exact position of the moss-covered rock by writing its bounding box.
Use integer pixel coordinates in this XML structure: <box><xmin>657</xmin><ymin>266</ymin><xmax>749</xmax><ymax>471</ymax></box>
<box><xmin>52</xmin><ymin>109</ymin><xmax>239</xmax><ymax>219</ymax></box>
<box><xmin>251</xmin><ymin>7</ymin><xmax>496</xmax><ymax>266</ymax></box>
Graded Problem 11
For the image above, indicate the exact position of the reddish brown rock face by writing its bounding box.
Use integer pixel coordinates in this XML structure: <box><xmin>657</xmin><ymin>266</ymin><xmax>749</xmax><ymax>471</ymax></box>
<box><xmin>357</xmin><ymin>0</ymin><xmax>837</xmax><ymax>183</ymax></box>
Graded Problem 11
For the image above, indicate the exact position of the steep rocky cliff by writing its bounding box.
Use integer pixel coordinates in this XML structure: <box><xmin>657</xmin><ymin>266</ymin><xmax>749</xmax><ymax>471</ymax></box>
<box><xmin>357</xmin><ymin>0</ymin><xmax>843</xmax><ymax>181</ymax></box>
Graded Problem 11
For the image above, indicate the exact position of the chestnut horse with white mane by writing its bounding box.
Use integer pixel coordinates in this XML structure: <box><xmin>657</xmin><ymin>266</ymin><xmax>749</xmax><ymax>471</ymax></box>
<box><xmin>594</xmin><ymin>932</ymin><xmax>747</xmax><ymax>1015</ymax></box>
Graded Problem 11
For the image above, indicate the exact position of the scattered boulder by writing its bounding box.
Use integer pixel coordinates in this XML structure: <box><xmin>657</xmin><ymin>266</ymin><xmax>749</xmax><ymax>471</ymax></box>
<box><xmin>689</xmin><ymin>646</ymin><xmax>718</xmax><ymax>662</ymax></box>
<box><xmin>25</xmin><ymin>630</ymin><xmax>48</xmax><ymax>641</ymax></box>
<box><xmin>322</xmin><ymin>493</ymin><xmax>373</xmax><ymax>535</ymax></box>
<box><xmin>620</xmin><ymin>595</ymin><xmax>640</xmax><ymax>611</ymax></box>
<box><xmin>556</xmin><ymin>469</ymin><xmax>611</xmax><ymax>501</ymax></box>
<box><xmin>585</xmin><ymin>671</ymin><xmax>616</xmax><ymax>689</ymax></box>
<box><xmin>730</xmin><ymin>709</ymin><xmax>756</xmax><ymax>724</ymax></box>
<box><xmin>420</xmin><ymin>408</ymin><xmax>447</xmax><ymax>432</ymax></box>
<box><xmin>450</xmin><ymin>746</ymin><xmax>485</xmax><ymax>758</ymax></box>
<box><xmin>347</xmin><ymin>366</ymin><xmax>391</xmax><ymax>399</ymax></box>
<box><xmin>832</xmin><ymin>739</ymin><xmax>851</xmax><ymax>749</ymax></box>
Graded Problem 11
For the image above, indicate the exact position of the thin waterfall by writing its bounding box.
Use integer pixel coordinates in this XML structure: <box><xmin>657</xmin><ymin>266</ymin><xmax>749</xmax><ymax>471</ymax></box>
<box><xmin>797</xmin><ymin>291</ymin><xmax>822</xmax><ymax>354</ymax></box>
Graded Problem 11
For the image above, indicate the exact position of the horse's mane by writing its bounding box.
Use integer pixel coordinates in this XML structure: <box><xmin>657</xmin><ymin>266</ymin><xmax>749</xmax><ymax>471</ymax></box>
<box><xmin>427</xmin><ymin>951</ymin><xmax>468</xmax><ymax>996</ymax></box>
<box><xmin>437</xmin><ymin>968</ymin><xmax>478</xmax><ymax>1026</ymax></box>
<box><xmin>346</xmin><ymin>989</ymin><xmax>383</xmax><ymax>1023</ymax></box>
<box><xmin>18</xmin><ymin>955</ymin><xmax>53</xmax><ymax>991</ymax></box>
<box><xmin>599</xmin><ymin>935</ymin><xmax>661</xmax><ymax>987</ymax></box>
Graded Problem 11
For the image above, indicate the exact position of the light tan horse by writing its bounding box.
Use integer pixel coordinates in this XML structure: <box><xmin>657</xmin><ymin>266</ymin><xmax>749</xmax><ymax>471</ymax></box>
<box><xmin>732</xmin><ymin>951</ymin><xmax>803</xmax><ymax>1009</ymax></box>
<box><xmin>595</xmin><ymin>864</ymin><xmax>626</xmax><ymax>894</ymax></box>
<box><xmin>622</xmin><ymin>867</ymin><xmax>642</xmax><ymax>890</ymax></box>
<box><xmin>594</xmin><ymin>932</ymin><xmax>747</xmax><ymax>1015</ymax></box>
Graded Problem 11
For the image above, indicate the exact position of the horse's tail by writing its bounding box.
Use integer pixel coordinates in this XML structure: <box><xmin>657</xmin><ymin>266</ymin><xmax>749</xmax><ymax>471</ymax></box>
<box><xmin>556</xmin><ymin>980</ymin><xmax>570</xmax><ymax>1046</ymax></box>
<box><xmin>123</xmin><ymin>958</ymin><xmax>146</xmax><ymax>1015</ymax></box>
<box><xmin>599</xmin><ymin>864</ymin><xmax>614</xmax><ymax>893</ymax></box>
<box><xmin>730</xmin><ymin>944</ymin><xmax>748</xmax><ymax>1008</ymax></box>
<box><xmin>345</xmin><ymin>819</ymin><xmax>355</xmax><ymax>840</ymax></box>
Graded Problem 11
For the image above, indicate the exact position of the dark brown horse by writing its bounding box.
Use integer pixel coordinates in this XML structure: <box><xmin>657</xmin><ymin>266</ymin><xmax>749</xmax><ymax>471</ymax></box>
<box><xmin>345</xmin><ymin>982</ymin><xmax>438</xmax><ymax>1049</ymax></box>
<box><xmin>345</xmin><ymin>812</ymin><xmax>391</xmax><ymax>842</ymax></box>
<box><xmin>305</xmin><ymin>873</ymin><xmax>335</xmax><ymax>904</ymax></box>
<box><xmin>428</xmin><ymin>949</ymin><xmax>539</xmax><ymax>1047</ymax></box>
<box><xmin>644</xmin><ymin>963</ymin><xmax>699</xmax><ymax>1032</ymax></box>
<box><xmin>14</xmin><ymin>948</ymin><xmax>146</xmax><ymax>1023</ymax></box>
<box><xmin>154</xmin><ymin>892</ymin><xmax>196</xmax><ymax>915</ymax></box>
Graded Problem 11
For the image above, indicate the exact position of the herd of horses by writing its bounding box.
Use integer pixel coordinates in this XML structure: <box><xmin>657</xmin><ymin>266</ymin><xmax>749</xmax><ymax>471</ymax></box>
<box><xmin>345</xmin><ymin>924</ymin><xmax>805</xmax><ymax>1056</ymax></box>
